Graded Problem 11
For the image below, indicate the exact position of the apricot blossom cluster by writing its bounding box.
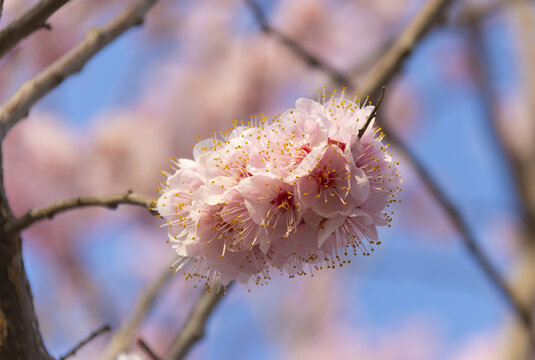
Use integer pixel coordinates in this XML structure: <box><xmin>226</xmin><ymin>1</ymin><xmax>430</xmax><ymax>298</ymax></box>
<box><xmin>156</xmin><ymin>90</ymin><xmax>401</xmax><ymax>290</ymax></box>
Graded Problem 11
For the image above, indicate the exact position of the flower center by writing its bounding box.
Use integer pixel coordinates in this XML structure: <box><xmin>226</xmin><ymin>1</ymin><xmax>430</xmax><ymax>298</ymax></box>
<box><xmin>271</xmin><ymin>191</ymin><xmax>295</xmax><ymax>210</ymax></box>
<box><xmin>327</xmin><ymin>138</ymin><xmax>345</xmax><ymax>151</ymax></box>
<box><xmin>317</xmin><ymin>169</ymin><xmax>336</xmax><ymax>188</ymax></box>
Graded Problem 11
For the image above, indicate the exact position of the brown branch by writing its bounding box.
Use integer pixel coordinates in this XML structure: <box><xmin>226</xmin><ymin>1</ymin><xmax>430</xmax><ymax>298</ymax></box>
<box><xmin>136</xmin><ymin>338</ymin><xmax>162</xmax><ymax>360</ymax></box>
<box><xmin>0</xmin><ymin>0</ymin><xmax>70</xmax><ymax>59</ymax></box>
<box><xmin>357</xmin><ymin>86</ymin><xmax>386</xmax><ymax>139</ymax></box>
<box><xmin>4</xmin><ymin>190</ymin><xmax>156</xmax><ymax>234</ymax></box>
<box><xmin>59</xmin><ymin>324</ymin><xmax>111</xmax><ymax>360</ymax></box>
<box><xmin>244</xmin><ymin>0</ymin><xmax>351</xmax><ymax>88</ymax></box>
<box><xmin>0</xmin><ymin>0</ymin><xmax>4</xmax><ymax>22</ymax></box>
<box><xmin>0</xmin><ymin>1</ymin><xmax>158</xmax><ymax>358</ymax></box>
<box><xmin>348</xmin><ymin>37</ymin><xmax>396</xmax><ymax>80</ymax></box>
<box><xmin>387</xmin><ymin>129</ymin><xmax>535</xmax><ymax>336</ymax></box>
<box><xmin>100</xmin><ymin>268</ymin><xmax>172</xmax><ymax>360</ymax></box>
<box><xmin>246</xmin><ymin>0</ymin><xmax>535</xmax><ymax>343</ymax></box>
<box><xmin>0</xmin><ymin>131</ymin><xmax>51</xmax><ymax>358</ymax></box>
<box><xmin>358</xmin><ymin>0</ymin><xmax>535</xmax><ymax>341</ymax></box>
<box><xmin>467</xmin><ymin>17</ymin><xmax>535</xmax><ymax>359</ymax></box>
<box><xmin>0</xmin><ymin>0</ymin><xmax>159</xmax><ymax>140</ymax></box>
<box><xmin>454</xmin><ymin>0</ymin><xmax>529</xmax><ymax>26</ymax></box>
<box><xmin>166</xmin><ymin>283</ymin><xmax>233</xmax><ymax>360</ymax></box>
<box><xmin>359</xmin><ymin>0</ymin><xmax>452</xmax><ymax>98</ymax></box>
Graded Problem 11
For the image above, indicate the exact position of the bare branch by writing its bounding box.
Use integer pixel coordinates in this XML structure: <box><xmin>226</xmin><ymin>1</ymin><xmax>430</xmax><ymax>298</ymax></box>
<box><xmin>59</xmin><ymin>324</ymin><xmax>111</xmax><ymax>360</ymax></box>
<box><xmin>100</xmin><ymin>268</ymin><xmax>172</xmax><ymax>360</ymax></box>
<box><xmin>0</xmin><ymin>0</ymin><xmax>4</xmax><ymax>22</ymax></box>
<box><xmin>357</xmin><ymin>0</ymin><xmax>535</xmax><ymax>340</ymax></box>
<box><xmin>0</xmin><ymin>0</ymin><xmax>159</xmax><ymax>140</ymax></box>
<box><xmin>388</xmin><ymin>129</ymin><xmax>535</xmax><ymax>335</ymax></box>
<box><xmin>4</xmin><ymin>190</ymin><xmax>156</xmax><ymax>234</ymax></box>
<box><xmin>0</xmin><ymin>0</ymin><xmax>70</xmax><ymax>59</ymax></box>
<box><xmin>359</xmin><ymin>0</ymin><xmax>452</xmax><ymax>98</ymax></box>
<box><xmin>244</xmin><ymin>0</ymin><xmax>351</xmax><ymax>88</ymax></box>
<box><xmin>0</xmin><ymin>1</ymin><xmax>158</xmax><ymax>358</ymax></box>
<box><xmin>467</xmin><ymin>17</ymin><xmax>535</xmax><ymax>359</ymax></box>
<box><xmin>136</xmin><ymin>338</ymin><xmax>162</xmax><ymax>360</ymax></box>
<box><xmin>453</xmin><ymin>0</ymin><xmax>529</xmax><ymax>26</ymax></box>
<box><xmin>348</xmin><ymin>38</ymin><xmax>396</xmax><ymax>80</ymax></box>
<box><xmin>166</xmin><ymin>283</ymin><xmax>233</xmax><ymax>360</ymax></box>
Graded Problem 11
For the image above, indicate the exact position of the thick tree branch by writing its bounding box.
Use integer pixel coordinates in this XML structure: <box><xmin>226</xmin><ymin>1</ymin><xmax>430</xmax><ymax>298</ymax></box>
<box><xmin>0</xmin><ymin>0</ymin><xmax>158</xmax><ymax>140</ymax></box>
<box><xmin>358</xmin><ymin>0</ymin><xmax>452</xmax><ymax>97</ymax></box>
<box><xmin>0</xmin><ymin>1</ymin><xmax>159</xmax><ymax>359</ymax></box>
<box><xmin>4</xmin><ymin>190</ymin><xmax>156</xmax><ymax>234</ymax></box>
<box><xmin>0</xmin><ymin>0</ymin><xmax>69</xmax><ymax>59</ymax></box>
<box><xmin>59</xmin><ymin>324</ymin><xmax>111</xmax><ymax>360</ymax></box>
<box><xmin>0</xmin><ymin>144</ymin><xmax>52</xmax><ymax>359</ymax></box>
<box><xmin>166</xmin><ymin>283</ymin><xmax>232</xmax><ymax>360</ymax></box>
<box><xmin>100</xmin><ymin>268</ymin><xmax>172</xmax><ymax>360</ymax></box>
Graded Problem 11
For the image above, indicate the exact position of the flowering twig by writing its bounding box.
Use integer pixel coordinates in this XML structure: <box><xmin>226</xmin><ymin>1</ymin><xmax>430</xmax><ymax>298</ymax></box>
<box><xmin>136</xmin><ymin>338</ymin><xmax>162</xmax><ymax>360</ymax></box>
<box><xmin>0</xmin><ymin>0</ymin><xmax>159</xmax><ymax>140</ymax></box>
<box><xmin>59</xmin><ymin>324</ymin><xmax>111</xmax><ymax>360</ymax></box>
<box><xmin>244</xmin><ymin>0</ymin><xmax>350</xmax><ymax>88</ymax></box>
<box><xmin>0</xmin><ymin>0</ymin><xmax>69</xmax><ymax>59</ymax></box>
<box><xmin>4</xmin><ymin>190</ymin><xmax>156</xmax><ymax>234</ymax></box>
<box><xmin>246</xmin><ymin>0</ymin><xmax>535</xmax><ymax>342</ymax></box>
<box><xmin>166</xmin><ymin>283</ymin><xmax>233</xmax><ymax>360</ymax></box>
<box><xmin>100</xmin><ymin>268</ymin><xmax>172</xmax><ymax>360</ymax></box>
<box><xmin>357</xmin><ymin>86</ymin><xmax>386</xmax><ymax>139</ymax></box>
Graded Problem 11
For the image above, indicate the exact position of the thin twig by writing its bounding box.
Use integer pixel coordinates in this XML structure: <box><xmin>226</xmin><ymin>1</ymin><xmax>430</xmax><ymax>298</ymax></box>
<box><xmin>245</xmin><ymin>0</ymin><xmax>535</xmax><ymax>343</ymax></box>
<box><xmin>59</xmin><ymin>324</ymin><xmax>111</xmax><ymax>360</ymax></box>
<box><xmin>166</xmin><ymin>283</ymin><xmax>233</xmax><ymax>360</ymax></box>
<box><xmin>100</xmin><ymin>267</ymin><xmax>173</xmax><ymax>360</ymax></box>
<box><xmin>4</xmin><ymin>190</ymin><xmax>156</xmax><ymax>234</ymax></box>
<box><xmin>389</xmin><ymin>129</ymin><xmax>535</xmax><ymax>334</ymax></box>
<box><xmin>0</xmin><ymin>0</ymin><xmax>71</xmax><ymax>59</ymax></box>
<box><xmin>0</xmin><ymin>0</ymin><xmax>158</xmax><ymax>140</ymax></box>
<box><xmin>244</xmin><ymin>0</ymin><xmax>350</xmax><ymax>88</ymax></box>
<box><xmin>357</xmin><ymin>86</ymin><xmax>386</xmax><ymax>139</ymax></box>
<box><xmin>136</xmin><ymin>338</ymin><xmax>162</xmax><ymax>360</ymax></box>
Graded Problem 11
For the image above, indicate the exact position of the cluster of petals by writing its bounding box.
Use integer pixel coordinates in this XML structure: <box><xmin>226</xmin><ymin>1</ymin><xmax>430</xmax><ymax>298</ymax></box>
<box><xmin>157</xmin><ymin>89</ymin><xmax>401</xmax><ymax>290</ymax></box>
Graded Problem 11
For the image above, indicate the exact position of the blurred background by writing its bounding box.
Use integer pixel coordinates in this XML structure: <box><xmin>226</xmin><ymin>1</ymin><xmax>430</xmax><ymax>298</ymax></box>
<box><xmin>2</xmin><ymin>0</ymin><xmax>535</xmax><ymax>359</ymax></box>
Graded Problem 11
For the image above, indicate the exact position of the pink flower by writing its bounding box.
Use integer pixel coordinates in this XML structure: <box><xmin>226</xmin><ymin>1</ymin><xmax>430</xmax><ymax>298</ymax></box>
<box><xmin>157</xmin><ymin>89</ymin><xmax>401</xmax><ymax>289</ymax></box>
<box><xmin>293</xmin><ymin>144</ymin><xmax>369</xmax><ymax>218</ymax></box>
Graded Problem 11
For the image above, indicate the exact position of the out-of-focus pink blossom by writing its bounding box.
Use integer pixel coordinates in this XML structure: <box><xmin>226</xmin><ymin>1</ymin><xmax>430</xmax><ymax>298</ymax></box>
<box><xmin>157</xmin><ymin>90</ymin><xmax>402</xmax><ymax>289</ymax></box>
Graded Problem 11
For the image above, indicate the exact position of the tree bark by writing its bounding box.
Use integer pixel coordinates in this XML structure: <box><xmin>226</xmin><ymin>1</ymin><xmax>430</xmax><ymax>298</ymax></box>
<box><xmin>0</xmin><ymin>146</ymin><xmax>52</xmax><ymax>359</ymax></box>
